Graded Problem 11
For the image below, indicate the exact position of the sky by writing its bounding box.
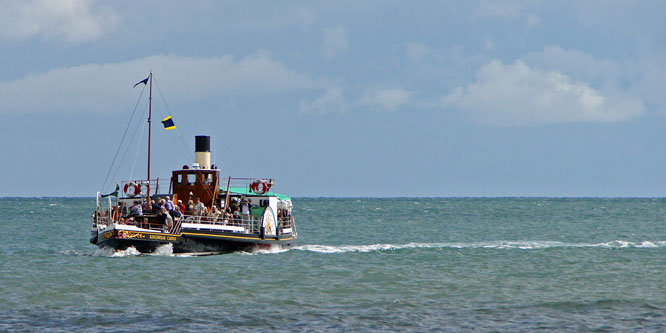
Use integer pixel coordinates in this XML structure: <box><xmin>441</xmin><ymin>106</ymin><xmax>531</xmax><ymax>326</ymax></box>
<box><xmin>1</xmin><ymin>0</ymin><xmax>666</xmax><ymax>197</ymax></box>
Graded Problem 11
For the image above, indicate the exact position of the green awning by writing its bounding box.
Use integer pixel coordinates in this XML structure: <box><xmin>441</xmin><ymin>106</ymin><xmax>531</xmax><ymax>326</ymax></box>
<box><xmin>221</xmin><ymin>186</ymin><xmax>291</xmax><ymax>201</ymax></box>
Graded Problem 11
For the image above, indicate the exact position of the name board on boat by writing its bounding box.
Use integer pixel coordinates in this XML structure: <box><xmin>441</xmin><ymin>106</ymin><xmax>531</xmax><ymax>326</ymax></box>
<box><xmin>148</xmin><ymin>234</ymin><xmax>178</xmax><ymax>241</ymax></box>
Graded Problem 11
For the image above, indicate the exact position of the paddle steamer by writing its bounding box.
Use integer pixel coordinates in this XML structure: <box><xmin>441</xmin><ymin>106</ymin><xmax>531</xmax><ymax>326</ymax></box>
<box><xmin>90</xmin><ymin>73</ymin><xmax>297</xmax><ymax>254</ymax></box>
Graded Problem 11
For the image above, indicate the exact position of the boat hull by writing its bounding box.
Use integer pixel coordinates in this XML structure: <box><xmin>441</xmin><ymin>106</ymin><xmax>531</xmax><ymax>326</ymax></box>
<box><xmin>95</xmin><ymin>227</ymin><xmax>296</xmax><ymax>254</ymax></box>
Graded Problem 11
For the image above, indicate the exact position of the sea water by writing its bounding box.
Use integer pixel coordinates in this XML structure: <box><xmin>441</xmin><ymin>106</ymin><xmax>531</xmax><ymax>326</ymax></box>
<box><xmin>1</xmin><ymin>197</ymin><xmax>666</xmax><ymax>331</ymax></box>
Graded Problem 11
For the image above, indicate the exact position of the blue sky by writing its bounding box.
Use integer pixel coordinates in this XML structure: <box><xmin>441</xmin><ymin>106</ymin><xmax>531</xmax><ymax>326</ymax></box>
<box><xmin>1</xmin><ymin>1</ymin><xmax>666</xmax><ymax>197</ymax></box>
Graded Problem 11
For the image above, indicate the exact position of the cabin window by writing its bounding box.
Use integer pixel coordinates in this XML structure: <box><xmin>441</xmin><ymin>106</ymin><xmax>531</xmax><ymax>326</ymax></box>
<box><xmin>176</xmin><ymin>174</ymin><xmax>182</xmax><ymax>184</ymax></box>
<box><xmin>204</xmin><ymin>174</ymin><xmax>213</xmax><ymax>185</ymax></box>
<box><xmin>187</xmin><ymin>174</ymin><xmax>196</xmax><ymax>185</ymax></box>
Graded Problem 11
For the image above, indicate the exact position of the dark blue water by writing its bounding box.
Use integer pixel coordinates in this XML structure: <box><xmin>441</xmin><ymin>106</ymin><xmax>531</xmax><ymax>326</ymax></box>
<box><xmin>2</xmin><ymin>197</ymin><xmax>666</xmax><ymax>331</ymax></box>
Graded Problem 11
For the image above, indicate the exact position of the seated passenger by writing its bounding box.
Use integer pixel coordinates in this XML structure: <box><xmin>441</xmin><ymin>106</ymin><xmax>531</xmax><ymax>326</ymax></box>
<box><xmin>130</xmin><ymin>200</ymin><xmax>143</xmax><ymax>216</ymax></box>
<box><xmin>210</xmin><ymin>205</ymin><xmax>221</xmax><ymax>217</ymax></box>
<box><xmin>151</xmin><ymin>199</ymin><xmax>162</xmax><ymax>213</ymax></box>
<box><xmin>173</xmin><ymin>205</ymin><xmax>182</xmax><ymax>219</ymax></box>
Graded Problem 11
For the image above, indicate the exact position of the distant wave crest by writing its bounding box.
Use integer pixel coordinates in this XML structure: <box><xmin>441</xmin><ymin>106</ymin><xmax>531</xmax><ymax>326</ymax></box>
<box><xmin>295</xmin><ymin>240</ymin><xmax>666</xmax><ymax>254</ymax></box>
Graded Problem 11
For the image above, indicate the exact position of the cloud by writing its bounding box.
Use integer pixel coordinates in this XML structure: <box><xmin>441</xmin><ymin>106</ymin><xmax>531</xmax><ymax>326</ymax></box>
<box><xmin>362</xmin><ymin>88</ymin><xmax>412</xmax><ymax>111</ymax></box>
<box><xmin>526</xmin><ymin>13</ymin><xmax>541</xmax><ymax>28</ymax></box>
<box><xmin>0</xmin><ymin>53</ymin><xmax>319</xmax><ymax>114</ymax></box>
<box><xmin>299</xmin><ymin>88</ymin><xmax>347</xmax><ymax>114</ymax></box>
<box><xmin>405</xmin><ymin>42</ymin><xmax>431</xmax><ymax>62</ymax></box>
<box><xmin>321</xmin><ymin>25</ymin><xmax>349</xmax><ymax>59</ymax></box>
<box><xmin>0</xmin><ymin>0</ymin><xmax>118</xmax><ymax>43</ymax></box>
<box><xmin>443</xmin><ymin>60</ymin><xmax>645</xmax><ymax>126</ymax></box>
<box><xmin>523</xmin><ymin>45</ymin><xmax>621</xmax><ymax>84</ymax></box>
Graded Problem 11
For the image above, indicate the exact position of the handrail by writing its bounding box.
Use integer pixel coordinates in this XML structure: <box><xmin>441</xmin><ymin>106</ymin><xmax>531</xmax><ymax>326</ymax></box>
<box><xmin>94</xmin><ymin>196</ymin><xmax>295</xmax><ymax>237</ymax></box>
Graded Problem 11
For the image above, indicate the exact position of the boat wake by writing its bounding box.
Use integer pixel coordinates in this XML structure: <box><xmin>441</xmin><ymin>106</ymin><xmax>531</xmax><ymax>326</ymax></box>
<box><xmin>243</xmin><ymin>244</ymin><xmax>291</xmax><ymax>255</ymax></box>
<box><xmin>294</xmin><ymin>240</ymin><xmax>666</xmax><ymax>254</ymax></box>
<box><xmin>92</xmin><ymin>246</ymin><xmax>140</xmax><ymax>257</ymax></box>
<box><xmin>91</xmin><ymin>244</ymin><xmax>174</xmax><ymax>257</ymax></box>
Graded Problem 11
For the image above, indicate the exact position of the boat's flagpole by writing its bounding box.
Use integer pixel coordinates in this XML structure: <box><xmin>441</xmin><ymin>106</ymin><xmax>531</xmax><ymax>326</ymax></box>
<box><xmin>146</xmin><ymin>71</ymin><xmax>153</xmax><ymax>207</ymax></box>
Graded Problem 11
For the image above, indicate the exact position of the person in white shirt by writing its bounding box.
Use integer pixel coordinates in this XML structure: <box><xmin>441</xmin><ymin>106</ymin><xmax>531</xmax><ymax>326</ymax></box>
<box><xmin>241</xmin><ymin>198</ymin><xmax>252</xmax><ymax>222</ymax></box>
<box><xmin>194</xmin><ymin>197</ymin><xmax>207</xmax><ymax>216</ymax></box>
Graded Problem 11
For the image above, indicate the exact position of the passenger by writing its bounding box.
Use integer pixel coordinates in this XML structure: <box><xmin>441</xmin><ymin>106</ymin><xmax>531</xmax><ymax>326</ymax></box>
<box><xmin>150</xmin><ymin>199</ymin><xmax>161</xmax><ymax>213</ymax></box>
<box><xmin>230</xmin><ymin>199</ymin><xmax>239</xmax><ymax>215</ymax></box>
<box><xmin>241</xmin><ymin>199</ymin><xmax>252</xmax><ymax>223</ymax></box>
<box><xmin>173</xmin><ymin>205</ymin><xmax>182</xmax><ymax>219</ymax></box>
<box><xmin>177</xmin><ymin>199</ymin><xmax>186</xmax><ymax>213</ymax></box>
<box><xmin>210</xmin><ymin>205</ymin><xmax>221</xmax><ymax>217</ymax></box>
<box><xmin>194</xmin><ymin>197</ymin><xmax>207</xmax><ymax>216</ymax></box>
<box><xmin>130</xmin><ymin>200</ymin><xmax>143</xmax><ymax>216</ymax></box>
<box><xmin>162</xmin><ymin>207</ymin><xmax>173</xmax><ymax>228</ymax></box>
<box><xmin>165</xmin><ymin>196</ymin><xmax>175</xmax><ymax>216</ymax></box>
<box><xmin>187</xmin><ymin>200</ymin><xmax>195</xmax><ymax>214</ymax></box>
<box><xmin>119</xmin><ymin>201</ymin><xmax>129</xmax><ymax>217</ymax></box>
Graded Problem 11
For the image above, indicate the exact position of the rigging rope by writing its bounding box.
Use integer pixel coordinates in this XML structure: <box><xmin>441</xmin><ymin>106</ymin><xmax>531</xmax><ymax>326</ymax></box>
<box><xmin>99</xmin><ymin>85</ymin><xmax>147</xmax><ymax>192</ymax></box>
<box><xmin>108</xmin><ymin>99</ymin><xmax>150</xmax><ymax>186</ymax></box>
<box><xmin>129</xmin><ymin>111</ymin><xmax>148</xmax><ymax>181</ymax></box>
<box><xmin>153</xmin><ymin>76</ymin><xmax>195</xmax><ymax>163</ymax></box>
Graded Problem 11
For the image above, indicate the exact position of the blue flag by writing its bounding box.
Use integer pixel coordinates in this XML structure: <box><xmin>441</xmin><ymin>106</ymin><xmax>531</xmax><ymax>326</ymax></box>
<box><xmin>133</xmin><ymin>77</ymin><xmax>149</xmax><ymax>87</ymax></box>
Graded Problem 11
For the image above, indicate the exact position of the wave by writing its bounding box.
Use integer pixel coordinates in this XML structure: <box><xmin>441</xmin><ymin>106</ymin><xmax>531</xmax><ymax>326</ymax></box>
<box><xmin>294</xmin><ymin>240</ymin><xmax>666</xmax><ymax>254</ymax></box>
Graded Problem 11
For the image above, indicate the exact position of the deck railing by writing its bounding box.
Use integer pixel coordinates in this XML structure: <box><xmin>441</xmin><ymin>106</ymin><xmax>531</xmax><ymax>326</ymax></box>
<box><xmin>177</xmin><ymin>213</ymin><xmax>295</xmax><ymax>235</ymax></box>
<box><xmin>108</xmin><ymin>212</ymin><xmax>295</xmax><ymax>236</ymax></box>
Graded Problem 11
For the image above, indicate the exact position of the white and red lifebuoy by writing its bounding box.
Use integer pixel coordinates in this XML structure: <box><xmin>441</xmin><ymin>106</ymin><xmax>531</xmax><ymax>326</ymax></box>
<box><xmin>251</xmin><ymin>179</ymin><xmax>270</xmax><ymax>195</ymax></box>
<box><xmin>124</xmin><ymin>182</ymin><xmax>140</xmax><ymax>197</ymax></box>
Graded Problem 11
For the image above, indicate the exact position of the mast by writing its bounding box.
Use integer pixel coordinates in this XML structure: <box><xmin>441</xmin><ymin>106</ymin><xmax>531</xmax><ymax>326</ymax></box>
<box><xmin>146</xmin><ymin>71</ymin><xmax>153</xmax><ymax>205</ymax></box>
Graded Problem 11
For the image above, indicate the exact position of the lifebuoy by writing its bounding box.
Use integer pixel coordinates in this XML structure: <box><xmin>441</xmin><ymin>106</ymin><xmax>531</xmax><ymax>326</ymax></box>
<box><xmin>124</xmin><ymin>182</ymin><xmax>140</xmax><ymax>197</ymax></box>
<box><xmin>251</xmin><ymin>179</ymin><xmax>270</xmax><ymax>195</ymax></box>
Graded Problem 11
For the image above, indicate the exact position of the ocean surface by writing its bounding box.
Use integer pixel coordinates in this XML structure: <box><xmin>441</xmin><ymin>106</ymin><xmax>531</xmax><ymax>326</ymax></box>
<box><xmin>2</xmin><ymin>197</ymin><xmax>666</xmax><ymax>331</ymax></box>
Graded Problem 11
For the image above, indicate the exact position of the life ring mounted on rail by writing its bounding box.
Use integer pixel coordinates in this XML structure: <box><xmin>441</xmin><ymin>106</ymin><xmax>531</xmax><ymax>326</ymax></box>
<box><xmin>251</xmin><ymin>179</ymin><xmax>271</xmax><ymax>195</ymax></box>
<box><xmin>124</xmin><ymin>182</ymin><xmax>140</xmax><ymax>197</ymax></box>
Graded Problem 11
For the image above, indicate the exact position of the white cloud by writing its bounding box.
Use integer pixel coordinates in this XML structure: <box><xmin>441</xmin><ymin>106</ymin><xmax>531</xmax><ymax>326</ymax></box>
<box><xmin>299</xmin><ymin>88</ymin><xmax>347</xmax><ymax>114</ymax></box>
<box><xmin>523</xmin><ymin>46</ymin><xmax>621</xmax><ymax>84</ymax></box>
<box><xmin>362</xmin><ymin>88</ymin><xmax>412</xmax><ymax>111</ymax></box>
<box><xmin>0</xmin><ymin>0</ymin><xmax>118</xmax><ymax>43</ymax></box>
<box><xmin>0</xmin><ymin>53</ymin><xmax>319</xmax><ymax>114</ymax></box>
<box><xmin>321</xmin><ymin>25</ymin><xmax>349</xmax><ymax>59</ymax></box>
<box><xmin>405</xmin><ymin>42</ymin><xmax>431</xmax><ymax>62</ymax></box>
<box><xmin>526</xmin><ymin>13</ymin><xmax>541</xmax><ymax>28</ymax></box>
<box><xmin>444</xmin><ymin>60</ymin><xmax>645</xmax><ymax>126</ymax></box>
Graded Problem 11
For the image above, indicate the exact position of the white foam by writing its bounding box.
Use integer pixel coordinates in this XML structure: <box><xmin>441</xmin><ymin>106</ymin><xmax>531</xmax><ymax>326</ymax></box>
<box><xmin>149</xmin><ymin>243</ymin><xmax>174</xmax><ymax>256</ymax></box>
<box><xmin>294</xmin><ymin>240</ymin><xmax>666</xmax><ymax>254</ymax></box>
<box><xmin>244</xmin><ymin>244</ymin><xmax>291</xmax><ymax>255</ymax></box>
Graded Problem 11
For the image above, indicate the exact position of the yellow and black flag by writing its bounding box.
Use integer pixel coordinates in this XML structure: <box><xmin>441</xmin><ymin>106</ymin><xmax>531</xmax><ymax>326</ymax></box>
<box><xmin>161</xmin><ymin>116</ymin><xmax>176</xmax><ymax>130</ymax></box>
